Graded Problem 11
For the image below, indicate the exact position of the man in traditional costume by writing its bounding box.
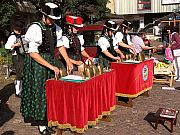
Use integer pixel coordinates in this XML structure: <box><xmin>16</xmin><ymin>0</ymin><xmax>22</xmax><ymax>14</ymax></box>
<box><xmin>5</xmin><ymin>20</ymin><xmax>26</xmax><ymax>97</ymax></box>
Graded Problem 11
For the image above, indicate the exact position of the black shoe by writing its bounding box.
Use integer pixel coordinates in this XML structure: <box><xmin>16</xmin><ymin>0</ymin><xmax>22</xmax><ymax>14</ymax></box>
<box><xmin>46</xmin><ymin>126</ymin><xmax>56</xmax><ymax>134</ymax></box>
<box><xmin>38</xmin><ymin>127</ymin><xmax>51</xmax><ymax>135</ymax></box>
<box><xmin>15</xmin><ymin>94</ymin><xmax>21</xmax><ymax>98</ymax></box>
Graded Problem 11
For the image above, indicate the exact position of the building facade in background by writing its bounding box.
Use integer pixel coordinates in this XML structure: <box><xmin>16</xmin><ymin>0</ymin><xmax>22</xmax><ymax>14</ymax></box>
<box><xmin>107</xmin><ymin>0</ymin><xmax>180</xmax><ymax>33</ymax></box>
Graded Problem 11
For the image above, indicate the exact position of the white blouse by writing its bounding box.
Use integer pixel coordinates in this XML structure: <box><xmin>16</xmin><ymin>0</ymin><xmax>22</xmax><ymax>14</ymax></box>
<box><xmin>62</xmin><ymin>34</ymin><xmax>85</xmax><ymax>51</ymax></box>
<box><xmin>98</xmin><ymin>35</ymin><xmax>118</xmax><ymax>52</ymax></box>
<box><xmin>5</xmin><ymin>34</ymin><xmax>17</xmax><ymax>55</ymax></box>
<box><xmin>115</xmin><ymin>31</ymin><xmax>133</xmax><ymax>45</ymax></box>
<box><xmin>25</xmin><ymin>23</ymin><xmax>64</xmax><ymax>53</ymax></box>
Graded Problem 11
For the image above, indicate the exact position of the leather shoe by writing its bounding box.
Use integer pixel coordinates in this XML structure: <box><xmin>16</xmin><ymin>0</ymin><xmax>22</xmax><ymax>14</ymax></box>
<box><xmin>46</xmin><ymin>126</ymin><xmax>56</xmax><ymax>134</ymax></box>
<box><xmin>38</xmin><ymin>127</ymin><xmax>51</xmax><ymax>135</ymax></box>
<box><xmin>15</xmin><ymin>94</ymin><xmax>21</xmax><ymax>98</ymax></box>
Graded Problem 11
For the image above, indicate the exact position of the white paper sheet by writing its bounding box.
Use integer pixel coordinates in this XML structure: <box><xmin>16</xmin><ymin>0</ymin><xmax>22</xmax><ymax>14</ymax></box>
<box><xmin>61</xmin><ymin>75</ymin><xmax>89</xmax><ymax>80</ymax></box>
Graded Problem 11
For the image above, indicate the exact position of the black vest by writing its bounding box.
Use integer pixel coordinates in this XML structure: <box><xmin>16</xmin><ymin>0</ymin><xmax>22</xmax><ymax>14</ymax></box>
<box><xmin>97</xmin><ymin>34</ymin><xmax>117</xmax><ymax>62</ymax></box>
<box><xmin>64</xmin><ymin>33</ymin><xmax>82</xmax><ymax>61</ymax></box>
<box><xmin>33</xmin><ymin>22</ymin><xmax>57</xmax><ymax>56</ymax></box>
<box><xmin>118</xmin><ymin>32</ymin><xmax>130</xmax><ymax>54</ymax></box>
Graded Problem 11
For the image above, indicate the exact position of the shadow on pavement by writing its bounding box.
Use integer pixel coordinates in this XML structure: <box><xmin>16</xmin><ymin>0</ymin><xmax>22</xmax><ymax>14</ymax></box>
<box><xmin>0</xmin><ymin>83</ymin><xmax>15</xmax><ymax>127</ymax></box>
<box><xmin>175</xmin><ymin>87</ymin><xmax>180</xmax><ymax>90</ymax></box>
<box><xmin>0</xmin><ymin>83</ymin><xmax>15</xmax><ymax>103</ymax></box>
<box><xmin>1</xmin><ymin>131</ymin><xmax>15</xmax><ymax>135</ymax></box>
<box><xmin>144</xmin><ymin>112</ymin><xmax>156</xmax><ymax>129</ymax></box>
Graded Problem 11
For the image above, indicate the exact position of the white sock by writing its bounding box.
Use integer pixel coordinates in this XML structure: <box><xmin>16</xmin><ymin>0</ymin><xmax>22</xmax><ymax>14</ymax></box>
<box><xmin>39</xmin><ymin>126</ymin><xmax>46</xmax><ymax>132</ymax></box>
<box><xmin>19</xmin><ymin>80</ymin><xmax>22</xmax><ymax>94</ymax></box>
<box><xmin>15</xmin><ymin>80</ymin><xmax>21</xmax><ymax>95</ymax></box>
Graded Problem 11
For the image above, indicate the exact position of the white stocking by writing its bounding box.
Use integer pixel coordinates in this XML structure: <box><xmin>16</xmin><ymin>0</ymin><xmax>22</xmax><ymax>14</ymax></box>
<box><xmin>15</xmin><ymin>80</ymin><xmax>22</xmax><ymax>95</ymax></box>
<box><xmin>39</xmin><ymin>126</ymin><xmax>46</xmax><ymax>132</ymax></box>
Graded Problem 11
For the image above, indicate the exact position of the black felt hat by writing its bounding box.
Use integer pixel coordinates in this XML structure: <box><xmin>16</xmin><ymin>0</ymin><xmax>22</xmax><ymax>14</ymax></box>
<box><xmin>13</xmin><ymin>20</ymin><xmax>25</xmax><ymax>31</ymax></box>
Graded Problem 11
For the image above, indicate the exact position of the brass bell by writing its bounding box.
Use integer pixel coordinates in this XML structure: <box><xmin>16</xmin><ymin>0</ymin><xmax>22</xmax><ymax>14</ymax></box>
<box><xmin>60</xmin><ymin>69</ymin><xmax>67</xmax><ymax>77</ymax></box>
<box><xmin>85</xmin><ymin>66</ymin><xmax>94</xmax><ymax>78</ymax></box>
<box><xmin>89</xmin><ymin>60</ymin><xmax>99</xmax><ymax>76</ymax></box>
<box><xmin>116</xmin><ymin>59</ymin><xmax>122</xmax><ymax>63</ymax></box>
<box><xmin>97</xmin><ymin>64</ymin><xmax>103</xmax><ymax>75</ymax></box>
<box><xmin>136</xmin><ymin>53</ymin><xmax>145</xmax><ymax>61</ymax></box>
<box><xmin>92</xmin><ymin>65</ymin><xmax>99</xmax><ymax>76</ymax></box>
<box><xmin>126</xmin><ymin>54</ymin><xmax>130</xmax><ymax>60</ymax></box>
<box><xmin>78</xmin><ymin>63</ymin><xmax>85</xmax><ymax>73</ymax></box>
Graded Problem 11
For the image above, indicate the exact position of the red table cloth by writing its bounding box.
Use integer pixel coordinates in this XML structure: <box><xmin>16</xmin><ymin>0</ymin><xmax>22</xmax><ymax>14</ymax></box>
<box><xmin>110</xmin><ymin>59</ymin><xmax>153</xmax><ymax>97</ymax></box>
<box><xmin>46</xmin><ymin>70</ymin><xmax>116</xmax><ymax>133</ymax></box>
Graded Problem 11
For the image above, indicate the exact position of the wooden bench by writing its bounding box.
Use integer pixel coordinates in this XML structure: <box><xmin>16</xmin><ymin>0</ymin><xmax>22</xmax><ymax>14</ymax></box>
<box><xmin>155</xmin><ymin>108</ymin><xmax>179</xmax><ymax>133</ymax></box>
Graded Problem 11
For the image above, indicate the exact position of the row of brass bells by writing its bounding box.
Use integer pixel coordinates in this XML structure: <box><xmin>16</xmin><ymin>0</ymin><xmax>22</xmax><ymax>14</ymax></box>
<box><xmin>78</xmin><ymin>60</ymin><xmax>103</xmax><ymax>78</ymax></box>
<box><xmin>123</xmin><ymin>53</ymin><xmax>145</xmax><ymax>62</ymax></box>
<box><xmin>136</xmin><ymin>53</ymin><xmax>145</xmax><ymax>61</ymax></box>
<box><xmin>125</xmin><ymin>54</ymin><xmax>136</xmax><ymax>61</ymax></box>
<box><xmin>116</xmin><ymin>59</ymin><xmax>122</xmax><ymax>63</ymax></box>
<box><xmin>54</xmin><ymin>68</ymin><xmax>67</xmax><ymax>80</ymax></box>
<box><xmin>84</xmin><ymin>61</ymin><xmax>94</xmax><ymax>78</ymax></box>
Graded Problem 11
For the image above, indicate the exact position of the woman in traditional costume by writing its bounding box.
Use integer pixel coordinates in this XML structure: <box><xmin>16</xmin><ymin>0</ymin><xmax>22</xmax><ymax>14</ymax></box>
<box><xmin>115</xmin><ymin>20</ymin><xmax>136</xmax><ymax>55</ymax></box>
<box><xmin>96</xmin><ymin>20</ymin><xmax>121</xmax><ymax>69</ymax></box>
<box><xmin>62</xmin><ymin>15</ymin><xmax>93</xmax><ymax>71</ymax></box>
<box><xmin>20</xmin><ymin>2</ymin><xmax>73</xmax><ymax>135</ymax></box>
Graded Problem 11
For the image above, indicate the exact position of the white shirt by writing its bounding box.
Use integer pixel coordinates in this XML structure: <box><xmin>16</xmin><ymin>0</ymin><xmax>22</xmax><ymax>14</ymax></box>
<box><xmin>98</xmin><ymin>35</ymin><xmax>118</xmax><ymax>52</ymax></box>
<box><xmin>62</xmin><ymin>34</ymin><xmax>85</xmax><ymax>51</ymax></box>
<box><xmin>5</xmin><ymin>34</ymin><xmax>17</xmax><ymax>55</ymax></box>
<box><xmin>25</xmin><ymin>23</ymin><xmax>64</xmax><ymax>53</ymax></box>
<box><xmin>115</xmin><ymin>31</ymin><xmax>133</xmax><ymax>45</ymax></box>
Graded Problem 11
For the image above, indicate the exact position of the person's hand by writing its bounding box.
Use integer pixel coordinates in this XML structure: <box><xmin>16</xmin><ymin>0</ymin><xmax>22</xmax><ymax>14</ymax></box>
<box><xmin>172</xmin><ymin>41</ymin><xmax>176</xmax><ymax>45</ymax></box>
<box><xmin>130</xmin><ymin>46</ymin><xmax>136</xmax><ymax>55</ymax></box>
<box><xmin>119</xmin><ymin>53</ymin><xmax>125</xmax><ymax>59</ymax></box>
<box><xmin>87</xmin><ymin>57</ymin><xmax>93</xmax><ymax>61</ymax></box>
<box><xmin>49</xmin><ymin>65</ymin><xmax>60</xmax><ymax>77</ymax></box>
<box><xmin>66</xmin><ymin>61</ymin><xmax>73</xmax><ymax>72</ymax></box>
<box><xmin>12</xmin><ymin>43</ymin><xmax>21</xmax><ymax>48</ymax></box>
<box><xmin>76</xmin><ymin>61</ymin><xmax>84</xmax><ymax>66</ymax></box>
<box><xmin>168</xmin><ymin>44</ymin><xmax>172</xmax><ymax>48</ymax></box>
<box><xmin>153</xmin><ymin>48</ymin><xmax>157</xmax><ymax>53</ymax></box>
<box><xmin>157</xmin><ymin>44</ymin><xmax>163</xmax><ymax>48</ymax></box>
<box><xmin>114</xmin><ymin>56</ymin><xmax>121</xmax><ymax>60</ymax></box>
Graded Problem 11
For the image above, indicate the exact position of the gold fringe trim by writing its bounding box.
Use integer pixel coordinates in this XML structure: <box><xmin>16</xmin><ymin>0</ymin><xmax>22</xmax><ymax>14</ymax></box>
<box><xmin>87</xmin><ymin>105</ymin><xmax>116</xmax><ymax>125</ymax></box>
<box><xmin>115</xmin><ymin>86</ymin><xmax>152</xmax><ymax>98</ymax></box>
<box><xmin>48</xmin><ymin>105</ymin><xmax>116</xmax><ymax>133</ymax></box>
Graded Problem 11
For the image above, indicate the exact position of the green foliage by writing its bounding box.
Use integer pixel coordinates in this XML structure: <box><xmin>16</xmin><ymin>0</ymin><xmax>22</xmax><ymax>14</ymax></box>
<box><xmin>61</xmin><ymin>0</ymin><xmax>110</xmax><ymax>23</ymax></box>
<box><xmin>30</xmin><ymin>0</ymin><xmax>110</xmax><ymax>23</ymax></box>
<box><xmin>0</xmin><ymin>0</ymin><xmax>110</xmax><ymax>27</ymax></box>
<box><xmin>0</xmin><ymin>47</ymin><xmax>11</xmax><ymax>65</ymax></box>
<box><xmin>0</xmin><ymin>3</ymin><xmax>16</xmax><ymax>27</ymax></box>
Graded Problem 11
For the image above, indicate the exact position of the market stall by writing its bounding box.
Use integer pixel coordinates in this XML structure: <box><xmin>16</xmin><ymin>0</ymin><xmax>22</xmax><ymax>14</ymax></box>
<box><xmin>153</xmin><ymin>62</ymin><xmax>175</xmax><ymax>87</ymax></box>
<box><xmin>110</xmin><ymin>59</ymin><xmax>154</xmax><ymax>107</ymax></box>
<box><xmin>46</xmin><ymin>70</ymin><xmax>116</xmax><ymax>134</ymax></box>
<box><xmin>154</xmin><ymin>12</ymin><xmax>180</xmax><ymax>27</ymax></box>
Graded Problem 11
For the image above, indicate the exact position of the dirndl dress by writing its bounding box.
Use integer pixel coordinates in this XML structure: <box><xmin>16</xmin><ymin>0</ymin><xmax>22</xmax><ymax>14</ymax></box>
<box><xmin>20</xmin><ymin>53</ymin><xmax>64</xmax><ymax>124</ymax></box>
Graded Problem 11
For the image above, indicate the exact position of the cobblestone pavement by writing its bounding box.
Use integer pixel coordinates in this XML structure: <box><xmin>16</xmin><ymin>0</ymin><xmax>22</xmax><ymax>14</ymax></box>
<box><xmin>0</xmin><ymin>72</ymin><xmax>180</xmax><ymax>135</ymax></box>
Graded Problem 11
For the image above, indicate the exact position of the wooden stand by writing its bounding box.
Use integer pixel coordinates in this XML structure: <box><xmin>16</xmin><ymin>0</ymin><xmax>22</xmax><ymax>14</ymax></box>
<box><xmin>155</xmin><ymin>108</ymin><xmax>179</xmax><ymax>133</ymax></box>
<box><xmin>153</xmin><ymin>72</ymin><xmax>175</xmax><ymax>87</ymax></box>
<box><xmin>100</xmin><ymin>115</ymin><xmax>111</xmax><ymax>122</ymax></box>
<box><xmin>154</xmin><ymin>63</ymin><xmax>175</xmax><ymax>87</ymax></box>
<box><xmin>116</xmin><ymin>91</ymin><xmax>149</xmax><ymax>107</ymax></box>
<box><xmin>57</xmin><ymin>128</ymin><xmax>62</xmax><ymax>135</ymax></box>
<box><xmin>116</xmin><ymin>96</ymin><xmax>133</xmax><ymax>107</ymax></box>
<box><xmin>56</xmin><ymin>128</ymin><xmax>82</xmax><ymax>135</ymax></box>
